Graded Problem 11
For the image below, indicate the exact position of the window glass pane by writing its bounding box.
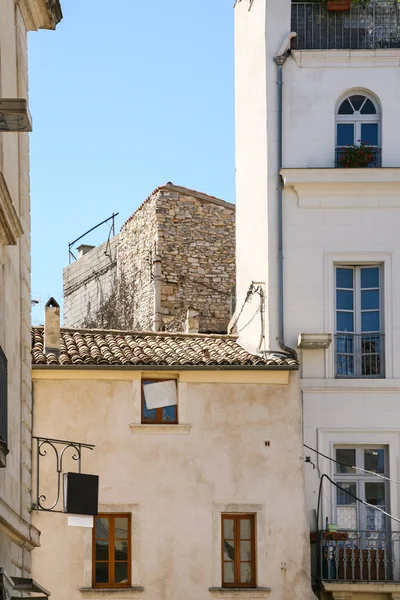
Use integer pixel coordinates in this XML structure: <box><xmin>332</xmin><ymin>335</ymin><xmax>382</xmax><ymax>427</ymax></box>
<box><xmin>336</xmin><ymin>449</ymin><xmax>356</xmax><ymax>473</ymax></box>
<box><xmin>224</xmin><ymin>519</ymin><xmax>234</xmax><ymax>539</ymax></box>
<box><xmin>365</xmin><ymin>506</ymin><xmax>385</xmax><ymax>531</ymax></box>
<box><xmin>240</xmin><ymin>519</ymin><xmax>251</xmax><ymax>540</ymax></box>
<box><xmin>361</xmin><ymin>311</ymin><xmax>380</xmax><ymax>332</ymax></box>
<box><xmin>115</xmin><ymin>518</ymin><xmax>129</xmax><ymax>539</ymax></box>
<box><xmin>115</xmin><ymin>540</ymin><xmax>129</xmax><ymax>561</ymax></box>
<box><xmin>336</xmin><ymin>268</ymin><xmax>353</xmax><ymax>289</ymax></box>
<box><xmin>95</xmin><ymin>563</ymin><xmax>109</xmax><ymax>584</ymax></box>
<box><xmin>361</xmin><ymin>267</ymin><xmax>380</xmax><ymax>289</ymax></box>
<box><xmin>361</xmin><ymin>123</ymin><xmax>378</xmax><ymax>146</ymax></box>
<box><xmin>337</xmin><ymin>311</ymin><xmax>354</xmax><ymax>332</ymax></box>
<box><xmin>337</xmin><ymin>506</ymin><xmax>357</xmax><ymax>530</ymax></box>
<box><xmin>360</xmin><ymin>98</ymin><xmax>377</xmax><ymax>114</ymax></box>
<box><xmin>96</xmin><ymin>540</ymin><xmax>109</xmax><ymax>561</ymax></box>
<box><xmin>337</xmin><ymin>290</ymin><xmax>353</xmax><ymax>310</ymax></box>
<box><xmin>364</xmin><ymin>449</ymin><xmax>385</xmax><ymax>474</ymax></box>
<box><xmin>337</xmin><ymin>123</ymin><xmax>355</xmax><ymax>146</ymax></box>
<box><xmin>338</xmin><ymin>99</ymin><xmax>353</xmax><ymax>115</ymax></box>
<box><xmin>143</xmin><ymin>400</ymin><xmax>157</xmax><ymax>422</ymax></box>
<box><xmin>365</xmin><ymin>482</ymin><xmax>385</xmax><ymax>506</ymax></box>
<box><xmin>240</xmin><ymin>563</ymin><xmax>252</xmax><ymax>584</ymax></box>
<box><xmin>95</xmin><ymin>518</ymin><xmax>109</xmax><ymax>538</ymax></box>
<box><xmin>349</xmin><ymin>95</ymin><xmax>366</xmax><ymax>111</ymax></box>
<box><xmin>336</xmin><ymin>335</ymin><xmax>353</xmax><ymax>355</ymax></box>
<box><xmin>223</xmin><ymin>562</ymin><xmax>235</xmax><ymax>584</ymax></box>
<box><xmin>114</xmin><ymin>562</ymin><xmax>129</xmax><ymax>584</ymax></box>
<box><xmin>361</xmin><ymin>290</ymin><xmax>379</xmax><ymax>310</ymax></box>
<box><xmin>224</xmin><ymin>539</ymin><xmax>235</xmax><ymax>562</ymax></box>
<box><xmin>162</xmin><ymin>405</ymin><xmax>177</xmax><ymax>422</ymax></box>
<box><xmin>337</xmin><ymin>482</ymin><xmax>357</xmax><ymax>505</ymax></box>
<box><xmin>240</xmin><ymin>541</ymin><xmax>252</xmax><ymax>561</ymax></box>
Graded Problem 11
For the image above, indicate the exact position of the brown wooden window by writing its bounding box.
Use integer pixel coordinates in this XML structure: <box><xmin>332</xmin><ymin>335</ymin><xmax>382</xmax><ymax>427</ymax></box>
<box><xmin>222</xmin><ymin>514</ymin><xmax>256</xmax><ymax>588</ymax></box>
<box><xmin>141</xmin><ymin>379</ymin><xmax>178</xmax><ymax>424</ymax></box>
<box><xmin>93</xmin><ymin>513</ymin><xmax>131</xmax><ymax>588</ymax></box>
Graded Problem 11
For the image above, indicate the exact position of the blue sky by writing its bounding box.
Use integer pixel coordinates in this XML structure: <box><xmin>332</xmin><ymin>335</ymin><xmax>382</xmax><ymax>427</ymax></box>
<box><xmin>29</xmin><ymin>0</ymin><xmax>235</xmax><ymax>325</ymax></box>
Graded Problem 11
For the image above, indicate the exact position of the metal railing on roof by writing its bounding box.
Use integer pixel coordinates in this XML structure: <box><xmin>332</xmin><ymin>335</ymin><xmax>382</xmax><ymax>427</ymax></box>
<box><xmin>292</xmin><ymin>2</ymin><xmax>400</xmax><ymax>50</ymax></box>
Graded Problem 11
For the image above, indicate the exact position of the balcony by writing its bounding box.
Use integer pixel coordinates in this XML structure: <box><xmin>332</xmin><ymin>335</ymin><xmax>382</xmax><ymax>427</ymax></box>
<box><xmin>314</xmin><ymin>530</ymin><xmax>400</xmax><ymax>583</ymax></box>
<box><xmin>335</xmin><ymin>333</ymin><xmax>385</xmax><ymax>378</ymax></box>
<box><xmin>292</xmin><ymin>1</ymin><xmax>400</xmax><ymax>50</ymax></box>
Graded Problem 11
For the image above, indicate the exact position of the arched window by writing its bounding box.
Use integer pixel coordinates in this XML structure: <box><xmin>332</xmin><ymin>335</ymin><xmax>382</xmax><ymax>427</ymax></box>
<box><xmin>336</xmin><ymin>93</ymin><xmax>381</xmax><ymax>167</ymax></box>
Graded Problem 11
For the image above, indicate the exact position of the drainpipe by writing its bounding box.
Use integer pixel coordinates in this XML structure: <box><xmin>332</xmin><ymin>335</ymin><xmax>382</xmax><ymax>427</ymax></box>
<box><xmin>273</xmin><ymin>32</ymin><xmax>297</xmax><ymax>359</ymax></box>
<box><xmin>152</xmin><ymin>254</ymin><xmax>162</xmax><ymax>332</ymax></box>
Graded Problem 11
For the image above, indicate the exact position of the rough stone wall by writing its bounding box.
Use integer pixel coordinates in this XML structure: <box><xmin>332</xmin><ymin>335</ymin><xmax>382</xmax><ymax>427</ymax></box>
<box><xmin>63</xmin><ymin>185</ymin><xmax>236</xmax><ymax>333</ymax></box>
<box><xmin>118</xmin><ymin>193</ymin><xmax>158</xmax><ymax>331</ymax></box>
<box><xmin>63</xmin><ymin>236</ymin><xmax>118</xmax><ymax>327</ymax></box>
<box><xmin>155</xmin><ymin>188</ymin><xmax>235</xmax><ymax>333</ymax></box>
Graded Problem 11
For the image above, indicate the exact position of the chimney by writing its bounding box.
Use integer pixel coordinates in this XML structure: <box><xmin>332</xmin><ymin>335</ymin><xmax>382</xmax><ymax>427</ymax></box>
<box><xmin>185</xmin><ymin>308</ymin><xmax>199</xmax><ymax>334</ymax></box>
<box><xmin>44</xmin><ymin>297</ymin><xmax>61</xmax><ymax>356</ymax></box>
<box><xmin>77</xmin><ymin>244</ymin><xmax>95</xmax><ymax>258</ymax></box>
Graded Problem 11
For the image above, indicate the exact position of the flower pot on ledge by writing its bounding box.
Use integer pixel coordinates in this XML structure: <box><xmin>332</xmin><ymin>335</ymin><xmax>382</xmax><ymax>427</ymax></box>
<box><xmin>327</xmin><ymin>0</ymin><xmax>351</xmax><ymax>11</ymax></box>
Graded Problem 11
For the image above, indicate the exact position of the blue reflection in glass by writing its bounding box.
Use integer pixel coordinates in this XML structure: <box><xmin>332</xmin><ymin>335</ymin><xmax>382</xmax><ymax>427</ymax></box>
<box><xmin>143</xmin><ymin>399</ymin><xmax>157</xmax><ymax>422</ymax></box>
<box><xmin>337</xmin><ymin>290</ymin><xmax>353</xmax><ymax>310</ymax></box>
<box><xmin>361</xmin><ymin>290</ymin><xmax>379</xmax><ymax>310</ymax></box>
<box><xmin>362</xmin><ymin>311</ymin><xmax>380</xmax><ymax>332</ymax></box>
<box><xmin>361</xmin><ymin>267</ymin><xmax>379</xmax><ymax>289</ymax></box>
<box><xmin>337</xmin><ymin>123</ymin><xmax>355</xmax><ymax>146</ymax></box>
<box><xmin>162</xmin><ymin>405</ymin><xmax>177</xmax><ymax>422</ymax></box>
<box><xmin>361</xmin><ymin>123</ymin><xmax>378</xmax><ymax>146</ymax></box>
<box><xmin>337</xmin><ymin>312</ymin><xmax>354</xmax><ymax>332</ymax></box>
<box><xmin>336</xmin><ymin>268</ymin><xmax>353</xmax><ymax>289</ymax></box>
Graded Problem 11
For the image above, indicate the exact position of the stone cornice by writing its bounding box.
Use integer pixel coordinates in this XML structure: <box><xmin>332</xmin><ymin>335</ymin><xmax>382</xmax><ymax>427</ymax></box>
<box><xmin>0</xmin><ymin>173</ymin><xmax>23</xmax><ymax>244</ymax></box>
<box><xmin>17</xmin><ymin>0</ymin><xmax>62</xmax><ymax>31</ymax></box>
<box><xmin>292</xmin><ymin>49</ymin><xmax>400</xmax><ymax>69</ymax></box>
<box><xmin>281</xmin><ymin>168</ymin><xmax>400</xmax><ymax>209</ymax></box>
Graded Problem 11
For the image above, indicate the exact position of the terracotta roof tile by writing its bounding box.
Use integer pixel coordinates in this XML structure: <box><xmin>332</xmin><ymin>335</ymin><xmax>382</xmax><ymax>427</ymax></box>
<box><xmin>31</xmin><ymin>327</ymin><xmax>298</xmax><ymax>369</ymax></box>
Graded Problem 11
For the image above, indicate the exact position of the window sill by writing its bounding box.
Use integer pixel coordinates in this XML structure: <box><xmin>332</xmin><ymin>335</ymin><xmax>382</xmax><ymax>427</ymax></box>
<box><xmin>80</xmin><ymin>587</ymin><xmax>144</xmax><ymax>596</ymax></box>
<box><xmin>129</xmin><ymin>424</ymin><xmax>192</xmax><ymax>435</ymax></box>
<box><xmin>209</xmin><ymin>588</ymin><xmax>271</xmax><ymax>598</ymax></box>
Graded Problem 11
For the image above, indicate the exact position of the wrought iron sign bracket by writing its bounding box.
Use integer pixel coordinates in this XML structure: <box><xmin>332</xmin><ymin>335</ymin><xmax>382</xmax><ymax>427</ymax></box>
<box><xmin>32</xmin><ymin>436</ymin><xmax>95</xmax><ymax>513</ymax></box>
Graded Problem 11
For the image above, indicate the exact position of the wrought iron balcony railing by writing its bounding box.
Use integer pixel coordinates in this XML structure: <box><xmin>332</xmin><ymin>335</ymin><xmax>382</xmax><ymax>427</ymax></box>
<box><xmin>335</xmin><ymin>147</ymin><xmax>382</xmax><ymax>168</ymax></box>
<box><xmin>292</xmin><ymin>2</ymin><xmax>400</xmax><ymax>50</ymax></box>
<box><xmin>315</xmin><ymin>530</ymin><xmax>400</xmax><ymax>583</ymax></box>
<box><xmin>335</xmin><ymin>333</ymin><xmax>385</xmax><ymax>378</ymax></box>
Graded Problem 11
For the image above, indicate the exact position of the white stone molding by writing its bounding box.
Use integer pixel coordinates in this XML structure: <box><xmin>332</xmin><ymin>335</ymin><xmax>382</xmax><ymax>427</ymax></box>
<box><xmin>281</xmin><ymin>168</ymin><xmax>400</xmax><ymax>209</ymax></box>
<box><xmin>292</xmin><ymin>49</ymin><xmax>400</xmax><ymax>69</ymax></box>
<box><xmin>0</xmin><ymin>173</ymin><xmax>23</xmax><ymax>245</ymax></box>
<box><xmin>298</xmin><ymin>334</ymin><xmax>332</xmax><ymax>350</ymax></box>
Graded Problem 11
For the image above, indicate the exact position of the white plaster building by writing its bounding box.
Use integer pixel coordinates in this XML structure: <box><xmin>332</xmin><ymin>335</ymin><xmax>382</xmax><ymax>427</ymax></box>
<box><xmin>0</xmin><ymin>1</ymin><xmax>62</xmax><ymax>598</ymax></box>
<box><xmin>234</xmin><ymin>1</ymin><xmax>400</xmax><ymax>599</ymax></box>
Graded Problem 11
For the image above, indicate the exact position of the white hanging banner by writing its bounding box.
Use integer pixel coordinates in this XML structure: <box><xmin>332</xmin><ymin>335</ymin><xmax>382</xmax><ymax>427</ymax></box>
<box><xmin>143</xmin><ymin>380</ymin><xmax>177</xmax><ymax>409</ymax></box>
<box><xmin>68</xmin><ymin>515</ymin><xmax>94</xmax><ymax>528</ymax></box>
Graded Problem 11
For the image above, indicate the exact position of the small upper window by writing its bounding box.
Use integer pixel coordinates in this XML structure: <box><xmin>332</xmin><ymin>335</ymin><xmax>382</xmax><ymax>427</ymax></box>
<box><xmin>336</xmin><ymin>92</ymin><xmax>381</xmax><ymax>167</ymax></box>
<box><xmin>141</xmin><ymin>379</ymin><xmax>178</xmax><ymax>424</ymax></box>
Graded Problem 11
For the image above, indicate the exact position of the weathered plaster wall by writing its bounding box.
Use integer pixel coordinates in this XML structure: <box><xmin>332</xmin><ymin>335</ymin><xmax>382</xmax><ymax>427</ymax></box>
<box><xmin>0</xmin><ymin>0</ymin><xmax>59</xmax><ymax>586</ymax></box>
<box><xmin>63</xmin><ymin>236</ymin><xmax>118</xmax><ymax>327</ymax></box>
<box><xmin>31</xmin><ymin>369</ymin><xmax>314</xmax><ymax>600</ymax></box>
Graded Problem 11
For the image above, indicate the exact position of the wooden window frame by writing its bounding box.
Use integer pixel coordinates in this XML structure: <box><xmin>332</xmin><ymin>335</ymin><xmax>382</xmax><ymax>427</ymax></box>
<box><xmin>141</xmin><ymin>379</ymin><xmax>178</xmax><ymax>425</ymax></box>
<box><xmin>92</xmin><ymin>513</ymin><xmax>131</xmax><ymax>589</ymax></box>
<box><xmin>221</xmin><ymin>513</ymin><xmax>256</xmax><ymax>588</ymax></box>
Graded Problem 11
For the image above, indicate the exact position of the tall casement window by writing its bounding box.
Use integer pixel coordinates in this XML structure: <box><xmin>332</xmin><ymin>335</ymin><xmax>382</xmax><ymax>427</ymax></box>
<box><xmin>335</xmin><ymin>265</ymin><xmax>384</xmax><ymax>378</ymax></box>
<box><xmin>93</xmin><ymin>514</ymin><xmax>131</xmax><ymax>588</ymax></box>
<box><xmin>334</xmin><ymin>447</ymin><xmax>388</xmax><ymax>532</ymax></box>
<box><xmin>222</xmin><ymin>514</ymin><xmax>256</xmax><ymax>588</ymax></box>
<box><xmin>141</xmin><ymin>379</ymin><xmax>178</xmax><ymax>424</ymax></box>
<box><xmin>336</xmin><ymin>93</ymin><xmax>381</xmax><ymax>167</ymax></box>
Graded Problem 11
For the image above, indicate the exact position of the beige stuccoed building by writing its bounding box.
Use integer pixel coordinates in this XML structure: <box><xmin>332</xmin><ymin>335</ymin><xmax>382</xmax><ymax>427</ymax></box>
<box><xmin>30</xmin><ymin>306</ymin><xmax>314</xmax><ymax>600</ymax></box>
<box><xmin>0</xmin><ymin>1</ymin><xmax>62</xmax><ymax>598</ymax></box>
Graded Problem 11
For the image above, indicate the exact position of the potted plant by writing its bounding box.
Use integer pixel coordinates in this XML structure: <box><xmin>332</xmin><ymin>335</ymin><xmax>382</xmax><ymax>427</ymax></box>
<box><xmin>338</xmin><ymin>142</ymin><xmax>378</xmax><ymax>168</ymax></box>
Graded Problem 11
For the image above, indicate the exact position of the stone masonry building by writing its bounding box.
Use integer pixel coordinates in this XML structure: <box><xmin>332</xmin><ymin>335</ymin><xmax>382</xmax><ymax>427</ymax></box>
<box><xmin>63</xmin><ymin>183</ymin><xmax>236</xmax><ymax>334</ymax></box>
